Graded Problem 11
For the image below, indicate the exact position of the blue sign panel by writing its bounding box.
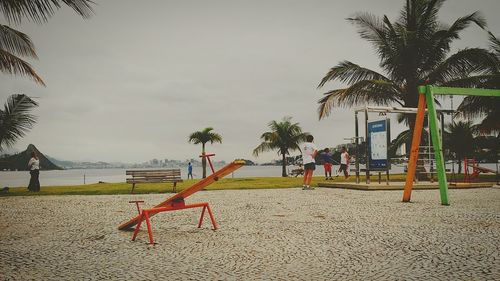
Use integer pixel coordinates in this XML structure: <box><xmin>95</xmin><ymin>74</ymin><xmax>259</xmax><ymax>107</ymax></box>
<box><xmin>368</xmin><ymin>119</ymin><xmax>389</xmax><ymax>170</ymax></box>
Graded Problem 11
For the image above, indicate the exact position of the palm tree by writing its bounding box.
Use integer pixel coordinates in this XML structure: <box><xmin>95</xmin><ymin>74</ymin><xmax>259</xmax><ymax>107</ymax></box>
<box><xmin>0</xmin><ymin>0</ymin><xmax>94</xmax><ymax>84</ymax></box>
<box><xmin>253</xmin><ymin>117</ymin><xmax>308</xmax><ymax>177</ymax></box>
<box><xmin>0</xmin><ymin>94</ymin><xmax>38</xmax><ymax>152</ymax></box>
<box><xmin>317</xmin><ymin>0</ymin><xmax>499</xmax><ymax>132</ymax></box>
<box><xmin>456</xmin><ymin>31</ymin><xmax>500</xmax><ymax>135</ymax></box>
<box><xmin>444</xmin><ymin>121</ymin><xmax>476</xmax><ymax>173</ymax></box>
<box><xmin>188</xmin><ymin>127</ymin><xmax>222</xmax><ymax>178</ymax></box>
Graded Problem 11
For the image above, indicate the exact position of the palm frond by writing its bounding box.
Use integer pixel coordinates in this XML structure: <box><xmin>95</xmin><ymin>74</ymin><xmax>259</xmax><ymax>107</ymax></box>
<box><xmin>0</xmin><ymin>0</ymin><xmax>94</xmax><ymax>24</ymax></box>
<box><xmin>252</xmin><ymin>142</ymin><xmax>274</xmax><ymax>157</ymax></box>
<box><xmin>0</xmin><ymin>94</ymin><xmax>38</xmax><ymax>151</ymax></box>
<box><xmin>488</xmin><ymin>31</ymin><xmax>500</xmax><ymax>58</ymax></box>
<box><xmin>448</xmin><ymin>11</ymin><xmax>486</xmax><ymax>34</ymax></box>
<box><xmin>318</xmin><ymin>61</ymin><xmax>391</xmax><ymax>88</ymax></box>
<box><xmin>442</xmin><ymin>74</ymin><xmax>500</xmax><ymax>89</ymax></box>
<box><xmin>317</xmin><ymin>80</ymin><xmax>403</xmax><ymax>119</ymax></box>
<box><xmin>417</xmin><ymin>0</ymin><xmax>444</xmax><ymax>35</ymax></box>
<box><xmin>317</xmin><ymin>89</ymin><xmax>344</xmax><ymax>120</ymax></box>
<box><xmin>0</xmin><ymin>24</ymin><xmax>37</xmax><ymax>58</ymax></box>
<box><xmin>188</xmin><ymin>132</ymin><xmax>202</xmax><ymax>144</ymax></box>
<box><xmin>422</xmin><ymin>12</ymin><xmax>487</xmax><ymax>71</ymax></box>
<box><xmin>457</xmin><ymin>95</ymin><xmax>500</xmax><ymax>118</ymax></box>
<box><xmin>426</xmin><ymin>48</ymin><xmax>498</xmax><ymax>84</ymax></box>
<box><xmin>0</xmin><ymin>49</ymin><xmax>44</xmax><ymax>85</ymax></box>
<box><xmin>207</xmin><ymin>132</ymin><xmax>222</xmax><ymax>144</ymax></box>
<box><xmin>347</xmin><ymin>12</ymin><xmax>387</xmax><ymax>45</ymax></box>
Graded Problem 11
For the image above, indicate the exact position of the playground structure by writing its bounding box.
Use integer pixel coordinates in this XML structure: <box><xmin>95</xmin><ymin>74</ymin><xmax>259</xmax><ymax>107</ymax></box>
<box><xmin>403</xmin><ymin>86</ymin><xmax>500</xmax><ymax>205</ymax></box>
<box><xmin>353</xmin><ymin>106</ymin><xmax>454</xmax><ymax>184</ymax></box>
<box><xmin>118</xmin><ymin>153</ymin><xmax>245</xmax><ymax>244</ymax></box>
<box><xmin>463</xmin><ymin>157</ymin><xmax>496</xmax><ymax>182</ymax></box>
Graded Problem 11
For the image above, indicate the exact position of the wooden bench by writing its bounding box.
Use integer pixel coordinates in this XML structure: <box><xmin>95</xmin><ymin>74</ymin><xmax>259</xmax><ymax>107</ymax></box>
<box><xmin>126</xmin><ymin>169</ymin><xmax>183</xmax><ymax>194</ymax></box>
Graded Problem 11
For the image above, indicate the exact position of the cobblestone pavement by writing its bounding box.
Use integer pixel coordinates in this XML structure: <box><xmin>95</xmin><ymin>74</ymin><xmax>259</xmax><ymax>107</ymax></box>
<box><xmin>1</xmin><ymin>187</ymin><xmax>499</xmax><ymax>280</ymax></box>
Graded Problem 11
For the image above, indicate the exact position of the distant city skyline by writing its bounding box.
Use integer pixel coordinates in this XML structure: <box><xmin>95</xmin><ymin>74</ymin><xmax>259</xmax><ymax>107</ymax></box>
<box><xmin>1</xmin><ymin>0</ymin><xmax>499</xmax><ymax>163</ymax></box>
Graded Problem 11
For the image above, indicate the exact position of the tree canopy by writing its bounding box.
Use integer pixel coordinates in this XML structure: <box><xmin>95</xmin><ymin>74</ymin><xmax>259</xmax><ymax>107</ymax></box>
<box><xmin>253</xmin><ymin>117</ymin><xmax>308</xmax><ymax>177</ymax></box>
<box><xmin>317</xmin><ymin>0</ymin><xmax>499</xmax><ymax>124</ymax></box>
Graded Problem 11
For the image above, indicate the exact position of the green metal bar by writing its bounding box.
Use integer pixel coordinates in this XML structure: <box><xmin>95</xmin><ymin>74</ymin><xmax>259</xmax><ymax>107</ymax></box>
<box><xmin>425</xmin><ymin>86</ymin><xmax>449</xmax><ymax>205</ymax></box>
<box><xmin>429</xmin><ymin>86</ymin><xmax>500</xmax><ymax>97</ymax></box>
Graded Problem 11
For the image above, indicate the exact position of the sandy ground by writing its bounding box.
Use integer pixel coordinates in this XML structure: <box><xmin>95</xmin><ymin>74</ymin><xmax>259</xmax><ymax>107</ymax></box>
<box><xmin>1</xmin><ymin>187</ymin><xmax>499</xmax><ymax>280</ymax></box>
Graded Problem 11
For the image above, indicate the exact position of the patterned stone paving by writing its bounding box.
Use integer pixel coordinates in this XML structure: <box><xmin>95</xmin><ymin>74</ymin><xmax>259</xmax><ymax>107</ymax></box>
<box><xmin>1</xmin><ymin>187</ymin><xmax>499</xmax><ymax>280</ymax></box>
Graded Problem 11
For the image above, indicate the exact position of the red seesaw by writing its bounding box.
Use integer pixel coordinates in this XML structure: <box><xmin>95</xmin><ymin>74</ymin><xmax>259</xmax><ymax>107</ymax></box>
<box><xmin>118</xmin><ymin>154</ymin><xmax>245</xmax><ymax>244</ymax></box>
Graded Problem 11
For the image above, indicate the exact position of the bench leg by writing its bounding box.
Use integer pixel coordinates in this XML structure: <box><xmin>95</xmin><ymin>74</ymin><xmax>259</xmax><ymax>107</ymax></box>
<box><xmin>131</xmin><ymin>183</ymin><xmax>135</xmax><ymax>194</ymax></box>
<box><xmin>173</xmin><ymin>182</ymin><xmax>177</xmax><ymax>193</ymax></box>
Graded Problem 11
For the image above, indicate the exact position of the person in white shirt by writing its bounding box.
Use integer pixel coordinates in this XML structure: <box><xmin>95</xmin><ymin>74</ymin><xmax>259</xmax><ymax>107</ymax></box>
<box><xmin>28</xmin><ymin>151</ymin><xmax>40</xmax><ymax>192</ymax></box>
<box><xmin>302</xmin><ymin>135</ymin><xmax>318</xmax><ymax>190</ymax></box>
<box><xmin>338</xmin><ymin>146</ymin><xmax>350</xmax><ymax>179</ymax></box>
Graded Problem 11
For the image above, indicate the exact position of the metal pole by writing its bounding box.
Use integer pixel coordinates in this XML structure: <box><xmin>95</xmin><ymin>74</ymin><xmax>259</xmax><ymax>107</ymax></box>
<box><xmin>403</xmin><ymin>91</ymin><xmax>427</xmax><ymax>202</ymax></box>
<box><xmin>427</xmin><ymin>110</ymin><xmax>432</xmax><ymax>182</ymax></box>
<box><xmin>355</xmin><ymin>112</ymin><xmax>360</xmax><ymax>184</ymax></box>
<box><xmin>426</xmin><ymin>86</ymin><xmax>449</xmax><ymax>205</ymax></box>
<box><xmin>496</xmin><ymin>160</ymin><xmax>499</xmax><ymax>185</ymax></box>
<box><xmin>386</xmin><ymin>118</ymin><xmax>390</xmax><ymax>185</ymax></box>
<box><xmin>450</xmin><ymin>95</ymin><xmax>455</xmax><ymax>182</ymax></box>
<box><xmin>365</xmin><ymin>108</ymin><xmax>370</xmax><ymax>184</ymax></box>
<box><xmin>440</xmin><ymin>112</ymin><xmax>445</xmax><ymax>180</ymax></box>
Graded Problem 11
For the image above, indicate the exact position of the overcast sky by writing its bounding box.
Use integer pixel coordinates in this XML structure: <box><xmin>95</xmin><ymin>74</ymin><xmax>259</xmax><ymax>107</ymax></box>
<box><xmin>1</xmin><ymin>0</ymin><xmax>499</xmax><ymax>163</ymax></box>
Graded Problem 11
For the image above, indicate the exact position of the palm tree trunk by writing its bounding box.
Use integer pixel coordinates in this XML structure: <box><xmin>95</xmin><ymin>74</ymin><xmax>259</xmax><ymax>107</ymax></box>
<box><xmin>281</xmin><ymin>153</ymin><xmax>287</xmax><ymax>177</ymax></box>
<box><xmin>202</xmin><ymin>143</ymin><xmax>207</xmax><ymax>178</ymax></box>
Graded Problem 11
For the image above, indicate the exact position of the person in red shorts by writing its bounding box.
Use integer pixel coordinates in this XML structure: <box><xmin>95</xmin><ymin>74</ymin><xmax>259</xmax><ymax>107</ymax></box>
<box><xmin>321</xmin><ymin>148</ymin><xmax>333</xmax><ymax>180</ymax></box>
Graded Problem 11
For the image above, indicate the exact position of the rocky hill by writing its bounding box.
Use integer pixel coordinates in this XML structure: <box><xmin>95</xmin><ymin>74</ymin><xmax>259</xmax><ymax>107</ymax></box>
<box><xmin>0</xmin><ymin>144</ymin><xmax>63</xmax><ymax>171</ymax></box>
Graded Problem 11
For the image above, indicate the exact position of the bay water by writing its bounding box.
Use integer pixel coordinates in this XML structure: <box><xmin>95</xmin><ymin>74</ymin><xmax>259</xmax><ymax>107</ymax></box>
<box><xmin>1</xmin><ymin>163</ymin><xmax>497</xmax><ymax>188</ymax></box>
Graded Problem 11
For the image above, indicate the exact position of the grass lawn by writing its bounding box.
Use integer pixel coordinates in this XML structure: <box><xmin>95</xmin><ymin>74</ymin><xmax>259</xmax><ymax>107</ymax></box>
<box><xmin>1</xmin><ymin>174</ymin><xmax>496</xmax><ymax>197</ymax></box>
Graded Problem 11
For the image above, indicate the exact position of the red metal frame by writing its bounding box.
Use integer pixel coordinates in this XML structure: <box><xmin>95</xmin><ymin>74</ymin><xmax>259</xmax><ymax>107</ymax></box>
<box><xmin>119</xmin><ymin>158</ymin><xmax>244</xmax><ymax>231</ymax></box>
<box><xmin>119</xmin><ymin>154</ymin><xmax>246</xmax><ymax>245</ymax></box>
<box><xmin>132</xmin><ymin>200</ymin><xmax>217</xmax><ymax>244</ymax></box>
<box><xmin>200</xmin><ymin>153</ymin><xmax>216</xmax><ymax>174</ymax></box>
<box><xmin>129</xmin><ymin>200</ymin><xmax>144</xmax><ymax>214</ymax></box>
<box><xmin>464</xmin><ymin>158</ymin><xmax>480</xmax><ymax>182</ymax></box>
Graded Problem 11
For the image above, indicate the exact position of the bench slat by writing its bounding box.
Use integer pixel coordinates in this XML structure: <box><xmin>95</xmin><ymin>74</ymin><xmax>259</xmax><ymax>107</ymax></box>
<box><xmin>127</xmin><ymin>179</ymin><xmax>181</xmax><ymax>183</ymax></box>
<box><xmin>126</xmin><ymin>169</ymin><xmax>180</xmax><ymax>172</ymax></box>
<box><xmin>127</xmin><ymin>170</ymin><xmax>181</xmax><ymax>175</ymax></box>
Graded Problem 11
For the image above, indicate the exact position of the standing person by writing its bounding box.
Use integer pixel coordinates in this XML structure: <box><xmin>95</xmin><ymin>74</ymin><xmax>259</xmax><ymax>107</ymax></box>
<box><xmin>27</xmin><ymin>151</ymin><xmax>40</xmax><ymax>192</ymax></box>
<box><xmin>187</xmin><ymin>162</ymin><xmax>193</xmax><ymax>179</ymax></box>
<box><xmin>321</xmin><ymin>148</ymin><xmax>333</xmax><ymax>180</ymax></box>
<box><xmin>338</xmin><ymin>146</ymin><xmax>350</xmax><ymax>179</ymax></box>
<box><xmin>302</xmin><ymin>135</ymin><xmax>318</xmax><ymax>190</ymax></box>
